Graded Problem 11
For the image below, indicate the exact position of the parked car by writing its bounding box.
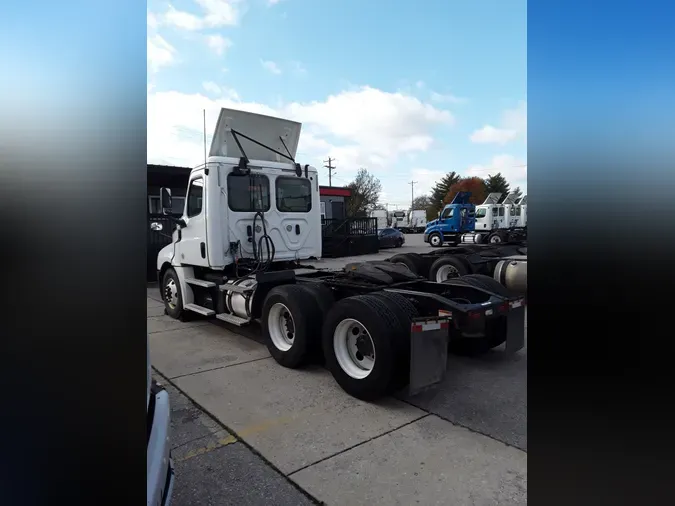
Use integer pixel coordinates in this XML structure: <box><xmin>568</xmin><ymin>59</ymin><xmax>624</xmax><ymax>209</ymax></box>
<box><xmin>378</xmin><ymin>227</ymin><xmax>405</xmax><ymax>248</ymax></box>
<box><xmin>148</xmin><ymin>337</ymin><xmax>174</xmax><ymax>506</ymax></box>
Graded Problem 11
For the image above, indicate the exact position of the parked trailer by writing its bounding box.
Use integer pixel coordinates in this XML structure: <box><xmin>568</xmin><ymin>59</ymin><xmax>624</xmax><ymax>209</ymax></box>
<box><xmin>388</xmin><ymin>242</ymin><xmax>527</xmax><ymax>295</ymax></box>
<box><xmin>152</xmin><ymin>108</ymin><xmax>526</xmax><ymax>401</ymax></box>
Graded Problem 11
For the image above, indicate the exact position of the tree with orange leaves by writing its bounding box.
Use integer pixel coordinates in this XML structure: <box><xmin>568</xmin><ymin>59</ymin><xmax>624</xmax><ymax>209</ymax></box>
<box><xmin>443</xmin><ymin>177</ymin><xmax>488</xmax><ymax>206</ymax></box>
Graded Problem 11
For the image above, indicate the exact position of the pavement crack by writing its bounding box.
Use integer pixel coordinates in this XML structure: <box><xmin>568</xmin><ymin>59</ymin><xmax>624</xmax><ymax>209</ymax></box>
<box><xmin>167</xmin><ymin>356</ymin><xmax>272</xmax><ymax>380</ymax></box>
<box><xmin>287</xmin><ymin>413</ymin><xmax>431</xmax><ymax>477</ymax></box>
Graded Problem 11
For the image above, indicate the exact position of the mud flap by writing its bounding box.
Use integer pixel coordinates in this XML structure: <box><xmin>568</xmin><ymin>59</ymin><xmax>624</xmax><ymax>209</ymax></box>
<box><xmin>505</xmin><ymin>302</ymin><xmax>526</xmax><ymax>353</ymax></box>
<box><xmin>407</xmin><ymin>317</ymin><xmax>450</xmax><ymax>396</ymax></box>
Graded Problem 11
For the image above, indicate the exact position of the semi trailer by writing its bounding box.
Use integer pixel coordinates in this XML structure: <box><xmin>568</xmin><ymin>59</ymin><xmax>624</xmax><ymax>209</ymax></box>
<box><xmin>152</xmin><ymin>108</ymin><xmax>526</xmax><ymax>401</ymax></box>
<box><xmin>395</xmin><ymin>210</ymin><xmax>427</xmax><ymax>233</ymax></box>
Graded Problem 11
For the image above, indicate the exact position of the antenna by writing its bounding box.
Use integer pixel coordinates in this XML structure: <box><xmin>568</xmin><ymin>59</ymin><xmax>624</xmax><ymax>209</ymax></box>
<box><xmin>203</xmin><ymin>109</ymin><xmax>207</xmax><ymax>169</ymax></box>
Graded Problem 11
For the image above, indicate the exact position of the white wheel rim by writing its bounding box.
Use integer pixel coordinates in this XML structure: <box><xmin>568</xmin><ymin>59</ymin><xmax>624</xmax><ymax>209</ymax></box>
<box><xmin>165</xmin><ymin>279</ymin><xmax>178</xmax><ymax>308</ymax></box>
<box><xmin>268</xmin><ymin>303</ymin><xmax>295</xmax><ymax>352</ymax></box>
<box><xmin>431</xmin><ymin>235</ymin><xmax>441</xmax><ymax>246</ymax></box>
<box><xmin>490</xmin><ymin>235</ymin><xmax>502</xmax><ymax>243</ymax></box>
<box><xmin>333</xmin><ymin>318</ymin><xmax>375</xmax><ymax>379</ymax></box>
<box><xmin>436</xmin><ymin>264</ymin><xmax>459</xmax><ymax>282</ymax></box>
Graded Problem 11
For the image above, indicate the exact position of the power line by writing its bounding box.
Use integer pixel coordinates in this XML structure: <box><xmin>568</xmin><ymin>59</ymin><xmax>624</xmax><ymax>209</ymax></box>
<box><xmin>323</xmin><ymin>157</ymin><xmax>336</xmax><ymax>186</ymax></box>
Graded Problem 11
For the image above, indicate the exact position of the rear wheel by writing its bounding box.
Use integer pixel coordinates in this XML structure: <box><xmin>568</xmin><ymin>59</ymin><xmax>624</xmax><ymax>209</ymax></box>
<box><xmin>429</xmin><ymin>255</ymin><xmax>472</xmax><ymax>282</ymax></box>
<box><xmin>429</xmin><ymin>233</ymin><xmax>443</xmax><ymax>247</ymax></box>
<box><xmin>449</xmin><ymin>317</ymin><xmax>507</xmax><ymax>356</ymax></box>
<box><xmin>262</xmin><ymin>284</ymin><xmax>323</xmax><ymax>368</ymax></box>
<box><xmin>388</xmin><ymin>253</ymin><xmax>426</xmax><ymax>276</ymax></box>
<box><xmin>487</xmin><ymin>231</ymin><xmax>504</xmax><ymax>244</ymax></box>
<box><xmin>322</xmin><ymin>295</ymin><xmax>404</xmax><ymax>400</ymax></box>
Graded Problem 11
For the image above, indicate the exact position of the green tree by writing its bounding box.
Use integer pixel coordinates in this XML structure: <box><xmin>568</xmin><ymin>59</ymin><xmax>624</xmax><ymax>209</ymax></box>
<box><xmin>510</xmin><ymin>186</ymin><xmax>523</xmax><ymax>201</ymax></box>
<box><xmin>346</xmin><ymin>168</ymin><xmax>382</xmax><ymax>216</ymax></box>
<box><xmin>430</xmin><ymin>171</ymin><xmax>460</xmax><ymax>215</ymax></box>
<box><xmin>483</xmin><ymin>173</ymin><xmax>510</xmax><ymax>202</ymax></box>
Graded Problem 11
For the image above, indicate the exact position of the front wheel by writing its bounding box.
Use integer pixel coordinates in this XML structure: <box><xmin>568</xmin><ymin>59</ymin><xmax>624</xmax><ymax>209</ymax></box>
<box><xmin>429</xmin><ymin>233</ymin><xmax>443</xmax><ymax>247</ymax></box>
<box><xmin>162</xmin><ymin>268</ymin><xmax>184</xmax><ymax>319</ymax></box>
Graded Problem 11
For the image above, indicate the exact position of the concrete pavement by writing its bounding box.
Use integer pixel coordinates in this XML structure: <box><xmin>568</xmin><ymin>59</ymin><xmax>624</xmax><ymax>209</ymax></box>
<box><xmin>148</xmin><ymin>254</ymin><xmax>528</xmax><ymax>506</ymax></box>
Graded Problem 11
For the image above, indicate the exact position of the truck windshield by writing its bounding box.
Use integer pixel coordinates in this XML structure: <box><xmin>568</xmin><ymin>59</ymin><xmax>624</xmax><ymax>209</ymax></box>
<box><xmin>475</xmin><ymin>208</ymin><xmax>487</xmax><ymax>218</ymax></box>
<box><xmin>441</xmin><ymin>207</ymin><xmax>454</xmax><ymax>219</ymax></box>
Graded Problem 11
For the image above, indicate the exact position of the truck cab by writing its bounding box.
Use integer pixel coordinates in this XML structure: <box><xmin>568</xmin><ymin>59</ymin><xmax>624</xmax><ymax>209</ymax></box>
<box><xmin>423</xmin><ymin>192</ymin><xmax>476</xmax><ymax>246</ymax></box>
<box><xmin>155</xmin><ymin>108</ymin><xmax>322</xmax><ymax>276</ymax></box>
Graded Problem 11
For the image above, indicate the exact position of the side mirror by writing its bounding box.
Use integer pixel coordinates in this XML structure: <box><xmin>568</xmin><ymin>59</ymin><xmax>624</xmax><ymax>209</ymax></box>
<box><xmin>160</xmin><ymin>187</ymin><xmax>172</xmax><ymax>215</ymax></box>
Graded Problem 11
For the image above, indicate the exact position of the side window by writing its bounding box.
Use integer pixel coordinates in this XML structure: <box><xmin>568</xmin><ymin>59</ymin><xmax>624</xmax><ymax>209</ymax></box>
<box><xmin>227</xmin><ymin>174</ymin><xmax>270</xmax><ymax>212</ymax></box>
<box><xmin>149</xmin><ymin>196</ymin><xmax>161</xmax><ymax>214</ymax></box>
<box><xmin>475</xmin><ymin>208</ymin><xmax>487</xmax><ymax>218</ymax></box>
<box><xmin>441</xmin><ymin>207</ymin><xmax>454</xmax><ymax>219</ymax></box>
<box><xmin>516</xmin><ymin>207</ymin><xmax>521</xmax><ymax>216</ymax></box>
<box><xmin>276</xmin><ymin>177</ymin><xmax>312</xmax><ymax>213</ymax></box>
<box><xmin>510</xmin><ymin>207</ymin><xmax>517</xmax><ymax>215</ymax></box>
<box><xmin>492</xmin><ymin>207</ymin><xmax>499</xmax><ymax>216</ymax></box>
<box><xmin>187</xmin><ymin>178</ymin><xmax>204</xmax><ymax>217</ymax></box>
<box><xmin>498</xmin><ymin>207</ymin><xmax>505</xmax><ymax>217</ymax></box>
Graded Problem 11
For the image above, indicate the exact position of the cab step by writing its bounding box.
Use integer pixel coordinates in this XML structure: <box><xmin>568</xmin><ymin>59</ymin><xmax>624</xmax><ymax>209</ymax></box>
<box><xmin>185</xmin><ymin>278</ymin><xmax>216</xmax><ymax>288</ymax></box>
<box><xmin>184</xmin><ymin>303</ymin><xmax>215</xmax><ymax>316</ymax></box>
<box><xmin>219</xmin><ymin>283</ymin><xmax>253</xmax><ymax>294</ymax></box>
<box><xmin>215</xmin><ymin>313</ymin><xmax>250</xmax><ymax>326</ymax></box>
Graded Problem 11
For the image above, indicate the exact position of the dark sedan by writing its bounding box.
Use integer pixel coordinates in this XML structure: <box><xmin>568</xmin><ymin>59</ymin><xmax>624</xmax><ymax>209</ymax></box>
<box><xmin>378</xmin><ymin>227</ymin><xmax>405</xmax><ymax>248</ymax></box>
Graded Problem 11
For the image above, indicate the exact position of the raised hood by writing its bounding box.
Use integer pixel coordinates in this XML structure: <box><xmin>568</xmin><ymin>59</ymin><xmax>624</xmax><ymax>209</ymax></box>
<box><xmin>209</xmin><ymin>108</ymin><xmax>302</xmax><ymax>163</ymax></box>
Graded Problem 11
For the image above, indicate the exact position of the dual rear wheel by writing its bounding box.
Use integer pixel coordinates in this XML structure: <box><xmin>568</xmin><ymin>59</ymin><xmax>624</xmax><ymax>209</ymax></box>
<box><xmin>261</xmin><ymin>285</ymin><xmax>418</xmax><ymax>401</ymax></box>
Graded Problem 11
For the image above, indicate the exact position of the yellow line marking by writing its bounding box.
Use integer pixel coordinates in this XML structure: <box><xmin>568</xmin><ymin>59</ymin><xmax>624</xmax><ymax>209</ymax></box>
<box><xmin>175</xmin><ymin>434</ymin><xmax>238</xmax><ymax>463</ymax></box>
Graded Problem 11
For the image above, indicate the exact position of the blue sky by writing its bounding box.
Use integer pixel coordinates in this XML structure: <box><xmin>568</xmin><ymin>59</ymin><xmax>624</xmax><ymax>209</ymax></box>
<box><xmin>148</xmin><ymin>0</ymin><xmax>527</xmax><ymax>208</ymax></box>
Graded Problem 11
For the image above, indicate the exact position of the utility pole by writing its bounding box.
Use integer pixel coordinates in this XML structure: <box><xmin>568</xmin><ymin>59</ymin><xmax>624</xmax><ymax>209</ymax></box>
<box><xmin>324</xmin><ymin>157</ymin><xmax>336</xmax><ymax>186</ymax></box>
<box><xmin>409</xmin><ymin>180</ymin><xmax>417</xmax><ymax>210</ymax></box>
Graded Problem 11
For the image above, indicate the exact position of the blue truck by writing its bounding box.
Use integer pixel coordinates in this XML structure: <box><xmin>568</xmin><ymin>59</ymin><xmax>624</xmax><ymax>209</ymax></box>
<box><xmin>423</xmin><ymin>192</ymin><xmax>477</xmax><ymax>247</ymax></box>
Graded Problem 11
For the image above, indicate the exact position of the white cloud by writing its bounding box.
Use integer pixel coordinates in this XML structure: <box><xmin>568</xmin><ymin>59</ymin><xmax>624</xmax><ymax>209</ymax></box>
<box><xmin>261</xmin><ymin>59</ymin><xmax>282</xmax><ymax>74</ymax></box>
<box><xmin>147</xmin><ymin>34</ymin><xmax>177</xmax><ymax>73</ymax></box>
<box><xmin>466</xmin><ymin>154</ymin><xmax>528</xmax><ymax>192</ymax></box>
<box><xmin>430</xmin><ymin>91</ymin><xmax>467</xmax><ymax>104</ymax></box>
<box><xmin>201</xmin><ymin>81</ymin><xmax>240</xmax><ymax>100</ymax></box>
<box><xmin>268</xmin><ymin>0</ymin><xmax>283</xmax><ymax>5</ymax></box>
<box><xmin>147</xmin><ymin>86</ymin><xmax>454</xmax><ymax>176</ymax></box>
<box><xmin>206</xmin><ymin>34</ymin><xmax>232</xmax><ymax>55</ymax></box>
<box><xmin>470</xmin><ymin>101</ymin><xmax>527</xmax><ymax>145</ymax></box>
<box><xmin>470</xmin><ymin>125</ymin><xmax>518</xmax><ymax>145</ymax></box>
<box><xmin>162</xmin><ymin>0</ymin><xmax>243</xmax><ymax>31</ymax></box>
<box><xmin>148</xmin><ymin>12</ymin><xmax>159</xmax><ymax>29</ymax></box>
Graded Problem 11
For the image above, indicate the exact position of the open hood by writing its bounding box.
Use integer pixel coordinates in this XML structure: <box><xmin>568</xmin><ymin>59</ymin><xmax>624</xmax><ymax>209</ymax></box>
<box><xmin>209</xmin><ymin>108</ymin><xmax>302</xmax><ymax>162</ymax></box>
<box><xmin>482</xmin><ymin>193</ymin><xmax>502</xmax><ymax>205</ymax></box>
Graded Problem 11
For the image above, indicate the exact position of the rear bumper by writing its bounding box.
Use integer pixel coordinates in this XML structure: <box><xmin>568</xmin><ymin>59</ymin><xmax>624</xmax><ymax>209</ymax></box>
<box><xmin>148</xmin><ymin>381</ymin><xmax>174</xmax><ymax>506</ymax></box>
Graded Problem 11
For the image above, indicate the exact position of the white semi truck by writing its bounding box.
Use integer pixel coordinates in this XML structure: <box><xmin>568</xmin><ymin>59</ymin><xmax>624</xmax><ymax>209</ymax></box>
<box><xmin>462</xmin><ymin>192</ymin><xmax>528</xmax><ymax>244</ymax></box>
<box><xmin>369</xmin><ymin>208</ymin><xmax>390</xmax><ymax>230</ymax></box>
<box><xmin>152</xmin><ymin>108</ymin><xmax>526</xmax><ymax>401</ymax></box>
<box><xmin>396</xmin><ymin>209</ymin><xmax>427</xmax><ymax>233</ymax></box>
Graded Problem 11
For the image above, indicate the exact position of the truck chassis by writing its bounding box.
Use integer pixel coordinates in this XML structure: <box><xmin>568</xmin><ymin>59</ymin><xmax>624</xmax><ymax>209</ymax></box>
<box><xmin>158</xmin><ymin>261</ymin><xmax>526</xmax><ymax>401</ymax></box>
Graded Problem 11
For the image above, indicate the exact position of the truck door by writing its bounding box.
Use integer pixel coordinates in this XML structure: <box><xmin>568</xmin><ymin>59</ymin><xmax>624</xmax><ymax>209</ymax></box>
<box><xmin>175</xmin><ymin>170</ymin><xmax>209</xmax><ymax>267</ymax></box>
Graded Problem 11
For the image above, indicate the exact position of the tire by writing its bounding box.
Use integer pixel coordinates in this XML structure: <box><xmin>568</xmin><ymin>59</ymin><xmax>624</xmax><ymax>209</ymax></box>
<box><xmin>449</xmin><ymin>317</ymin><xmax>507</xmax><ymax>356</ymax></box>
<box><xmin>487</xmin><ymin>231</ymin><xmax>504</xmax><ymax>244</ymax></box>
<box><xmin>262</xmin><ymin>284</ymin><xmax>323</xmax><ymax>369</ymax></box>
<box><xmin>429</xmin><ymin>255</ymin><xmax>471</xmax><ymax>283</ymax></box>
<box><xmin>371</xmin><ymin>291</ymin><xmax>419</xmax><ymax>388</ymax></box>
<box><xmin>388</xmin><ymin>253</ymin><xmax>426</xmax><ymax>276</ymax></box>
<box><xmin>322</xmin><ymin>295</ymin><xmax>405</xmax><ymax>400</ymax></box>
<box><xmin>443</xmin><ymin>273</ymin><xmax>512</xmax><ymax>297</ymax></box>
<box><xmin>299</xmin><ymin>282</ymin><xmax>335</xmax><ymax>318</ymax></box>
<box><xmin>162</xmin><ymin>268</ymin><xmax>184</xmax><ymax>320</ymax></box>
<box><xmin>429</xmin><ymin>233</ymin><xmax>443</xmax><ymax>247</ymax></box>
